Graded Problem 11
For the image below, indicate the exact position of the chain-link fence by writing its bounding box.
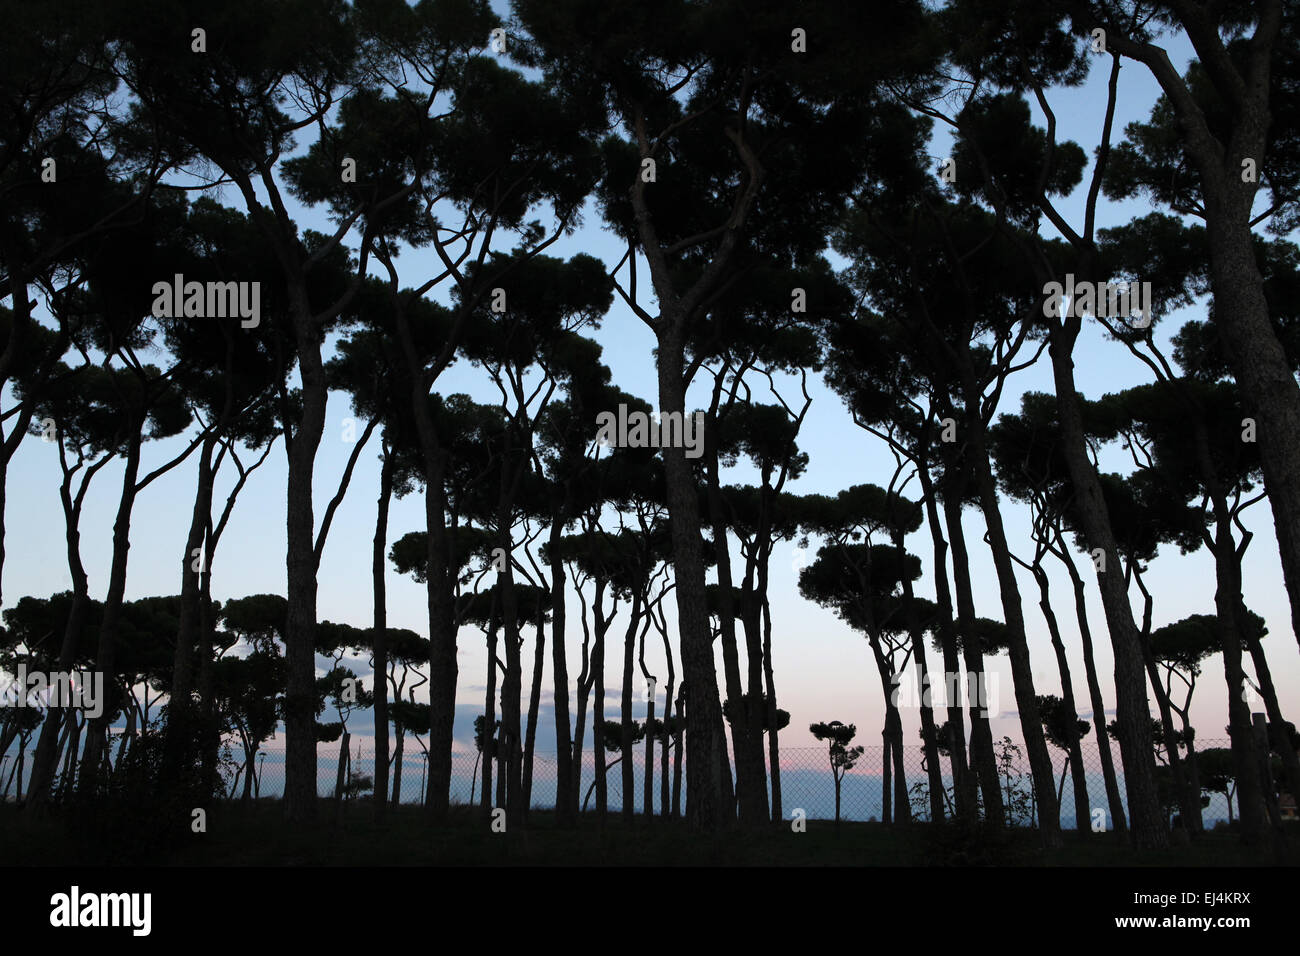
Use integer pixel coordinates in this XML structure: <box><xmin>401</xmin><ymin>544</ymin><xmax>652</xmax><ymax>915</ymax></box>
<box><xmin>220</xmin><ymin>735</ymin><xmax>1247</xmax><ymax>830</ymax></box>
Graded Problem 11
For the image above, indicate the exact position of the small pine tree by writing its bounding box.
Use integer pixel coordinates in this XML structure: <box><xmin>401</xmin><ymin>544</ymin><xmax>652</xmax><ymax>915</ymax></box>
<box><xmin>810</xmin><ymin>721</ymin><xmax>864</xmax><ymax>826</ymax></box>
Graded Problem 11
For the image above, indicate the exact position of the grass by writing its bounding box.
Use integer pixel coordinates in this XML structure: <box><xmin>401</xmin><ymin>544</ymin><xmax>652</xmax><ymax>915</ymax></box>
<box><xmin>4</xmin><ymin>799</ymin><xmax>1297</xmax><ymax>866</ymax></box>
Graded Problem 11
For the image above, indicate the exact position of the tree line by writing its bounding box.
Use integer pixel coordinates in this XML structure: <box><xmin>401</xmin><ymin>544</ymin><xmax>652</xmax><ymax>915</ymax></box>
<box><xmin>1</xmin><ymin>0</ymin><xmax>1298</xmax><ymax>854</ymax></box>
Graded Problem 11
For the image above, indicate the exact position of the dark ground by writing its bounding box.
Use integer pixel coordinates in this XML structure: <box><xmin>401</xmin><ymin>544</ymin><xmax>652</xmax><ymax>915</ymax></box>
<box><xmin>4</xmin><ymin>801</ymin><xmax>1297</xmax><ymax>866</ymax></box>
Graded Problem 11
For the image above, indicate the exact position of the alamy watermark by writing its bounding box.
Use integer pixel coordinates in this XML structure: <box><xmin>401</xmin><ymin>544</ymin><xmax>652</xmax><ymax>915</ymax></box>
<box><xmin>1042</xmin><ymin>273</ymin><xmax>1152</xmax><ymax>328</ymax></box>
<box><xmin>151</xmin><ymin>273</ymin><xmax>261</xmax><ymax>328</ymax></box>
<box><xmin>890</xmin><ymin>670</ymin><xmax>1002</xmax><ymax>718</ymax></box>
<box><xmin>1</xmin><ymin>664</ymin><xmax>103</xmax><ymax>719</ymax></box>
<box><xmin>595</xmin><ymin>404</ymin><xmax>704</xmax><ymax>459</ymax></box>
<box><xmin>50</xmin><ymin>886</ymin><xmax>151</xmax><ymax>936</ymax></box>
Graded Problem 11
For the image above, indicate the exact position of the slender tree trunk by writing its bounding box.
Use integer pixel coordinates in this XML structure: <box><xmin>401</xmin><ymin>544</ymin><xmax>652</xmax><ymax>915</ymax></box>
<box><xmin>620</xmin><ymin>593</ymin><xmax>641</xmax><ymax>823</ymax></box>
<box><xmin>761</xmin><ymin>594</ymin><xmax>783</xmax><ymax>823</ymax></box>
<box><xmin>548</xmin><ymin>516</ymin><xmax>574</xmax><ymax>824</ymax></box>
<box><xmin>1243</xmin><ymin>617</ymin><xmax>1300</xmax><ymax>819</ymax></box>
<box><xmin>481</xmin><ymin>614</ymin><xmax>499</xmax><ymax>814</ymax></box>
<box><xmin>593</xmin><ymin>608</ymin><xmax>608</xmax><ymax>821</ymax></box>
<box><xmin>672</xmin><ymin>684</ymin><xmax>685</xmax><ymax>819</ymax></box>
<box><xmin>704</xmin><ymin>422</ymin><xmax>767</xmax><ymax>825</ymax></box>
<box><xmin>391</xmin><ymin>724</ymin><xmax>405</xmax><ymax>805</ymax></box>
<box><xmin>881</xmin><ymin>735</ymin><xmax>892</xmax><ymax>824</ymax></box>
<box><xmin>963</xmin><ymin>420</ymin><xmax>1060</xmax><ymax>846</ymax></box>
<box><xmin>572</xmin><ymin>582</ymin><xmax>597</xmax><ymax>812</ymax></box>
<box><xmin>197</xmin><ymin>553</ymin><xmax>219</xmax><ymax>791</ymax></box>
<box><xmin>1141</xmin><ymin>627</ymin><xmax>1201</xmax><ymax>834</ymax></box>
<box><xmin>372</xmin><ymin>445</ymin><xmax>393</xmax><ymax>821</ymax></box>
<box><xmin>941</xmin><ymin>487</ymin><xmax>1004</xmax><ymax>824</ymax></box>
<box><xmin>887</xmin><ymin>701</ymin><xmax>909</xmax><ymax>824</ymax></box>
<box><xmin>81</xmin><ymin>427</ymin><xmax>144</xmax><ymax>788</ymax></box>
<box><xmin>656</xmin><ymin>326</ymin><xmax>725</xmax><ymax>829</ymax></box>
<box><xmin>918</xmin><ymin>465</ymin><xmax>977</xmax><ymax>825</ymax></box>
<box><xmin>1055</xmin><ymin>532</ymin><xmax>1127</xmax><ymax>834</ymax></box>
<box><xmin>282</xmin><ymin>285</ymin><xmax>331</xmax><ymax>823</ymax></box>
<box><xmin>643</xmin><ymin>690</ymin><xmax>656</xmax><ymax>821</ymax></box>
<box><xmin>1032</xmin><ymin>564</ymin><xmax>1091</xmax><ymax>832</ymax></box>
<box><xmin>897</xmin><ymin>529</ymin><xmax>945</xmax><ymax>822</ymax></box>
<box><xmin>394</xmin><ymin>298</ymin><xmax>459</xmax><ymax>820</ymax></box>
<box><xmin>496</xmin><ymin>510</ymin><xmax>525</xmax><ymax>826</ymax></box>
<box><xmin>26</xmin><ymin>483</ymin><xmax>93</xmax><ymax>808</ymax></box>
<box><xmin>522</xmin><ymin>614</ymin><xmax>545</xmax><ymax>814</ymax></box>
<box><xmin>495</xmin><ymin>723</ymin><xmax>507</xmax><ymax>810</ymax></box>
<box><xmin>1048</xmin><ymin>321</ymin><xmax>1166</xmax><ymax>848</ymax></box>
<box><xmin>1206</xmin><ymin>498</ymin><xmax>1268</xmax><ymax>844</ymax></box>
<box><xmin>168</xmin><ymin>433</ymin><xmax>218</xmax><ymax>779</ymax></box>
<box><xmin>58</xmin><ymin>712</ymin><xmax>82</xmax><ymax>801</ymax></box>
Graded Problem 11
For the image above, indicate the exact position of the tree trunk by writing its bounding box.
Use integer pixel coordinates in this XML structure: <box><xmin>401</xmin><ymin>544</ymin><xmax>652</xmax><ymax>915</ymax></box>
<box><xmin>887</xmin><ymin>701</ymin><xmax>909</xmax><ymax>824</ymax></box>
<box><xmin>918</xmin><ymin>463</ymin><xmax>977</xmax><ymax>825</ymax></box>
<box><xmin>334</xmin><ymin>732</ymin><xmax>350</xmax><ymax>803</ymax></box>
<box><xmin>1033</xmin><ymin>564</ymin><xmax>1091</xmax><ymax>832</ymax></box>
<box><xmin>1208</xmin><ymin>501</ymin><xmax>1268</xmax><ymax>844</ymax></box>
<box><xmin>761</xmin><ymin>594</ymin><xmax>784</xmax><ymax>823</ymax></box>
<box><xmin>391</xmin><ymin>724</ymin><xmax>405</xmax><ymax>805</ymax></box>
<box><xmin>26</xmin><ymin>480</ymin><xmax>93</xmax><ymax>808</ymax></box>
<box><xmin>197</xmin><ymin>555</ymin><xmax>219</xmax><ymax>791</ymax></box>
<box><xmin>897</xmin><ymin>529</ymin><xmax>945</xmax><ymax>822</ymax></box>
<box><xmin>168</xmin><ymin>433</ymin><xmax>218</xmax><ymax>779</ymax></box>
<box><xmin>963</xmin><ymin>419</ymin><xmax>1060</xmax><ymax>846</ymax></box>
<box><xmin>1055</xmin><ymin>531</ymin><xmax>1127</xmax><ymax>833</ymax></box>
<box><xmin>372</xmin><ymin>445</ymin><xmax>394</xmax><ymax>821</ymax></box>
<box><xmin>1242</xmin><ymin>617</ymin><xmax>1300</xmax><ymax>822</ymax></box>
<box><xmin>881</xmin><ymin>734</ymin><xmax>892</xmax><ymax>824</ymax></box>
<box><xmin>282</xmin><ymin>283</ymin><xmax>330</xmax><ymax>824</ymax></box>
<box><xmin>481</xmin><ymin>614</ymin><xmax>499</xmax><ymax>814</ymax></box>
<box><xmin>1047</xmin><ymin>321</ymin><xmax>1166</xmax><ymax>848</ymax></box>
<box><xmin>548</xmin><ymin>516</ymin><xmax>574</xmax><ymax>824</ymax></box>
<box><xmin>522</xmin><ymin>613</ymin><xmax>545</xmax><ymax>815</ymax></box>
<box><xmin>672</xmin><ymin>684</ymin><xmax>685</xmax><ymax>819</ymax></box>
<box><xmin>496</xmin><ymin>514</ymin><xmax>525</xmax><ymax>827</ymax></box>
<box><xmin>656</xmin><ymin>325</ymin><xmax>725</xmax><ymax>830</ymax></box>
<box><xmin>593</xmin><ymin>605</ymin><xmax>608</xmax><ymax>821</ymax></box>
<box><xmin>1140</xmin><ymin>624</ymin><xmax>1201</xmax><ymax>834</ymax></box>
<box><xmin>621</xmin><ymin>592</ymin><xmax>641</xmax><ymax>823</ymax></box>
<box><xmin>704</xmin><ymin>422</ymin><xmax>768</xmax><ymax>826</ymax></box>
<box><xmin>572</xmin><ymin>581</ymin><xmax>597</xmax><ymax>813</ymax></box>
<box><xmin>644</xmin><ymin>692</ymin><xmax>656</xmax><ymax>821</ymax></box>
<box><xmin>941</xmin><ymin>487</ymin><xmax>1005</xmax><ymax>824</ymax></box>
<box><xmin>81</xmin><ymin>425</ymin><xmax>144</xmax><ymax>788</ymax></box>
